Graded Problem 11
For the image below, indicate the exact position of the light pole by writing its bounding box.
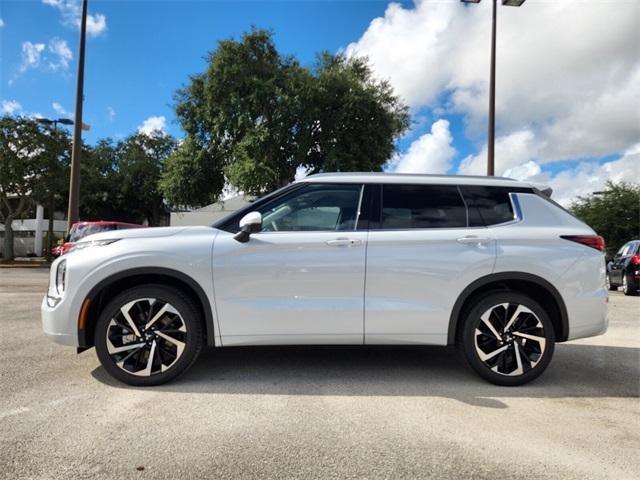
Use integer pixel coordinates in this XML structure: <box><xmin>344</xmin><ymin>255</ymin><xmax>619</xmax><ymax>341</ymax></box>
<box><xmin>461</xmin><ymin>0</ymin><xmax>526</xmax><ymax>176</ymax></box>
<box><xmin>67</xmin><ymin>0</ymin><xmax>88</xmax><ymax>233</ymax></box>
<box><xmin>35</xmin><ymin>117</ymin><xmax>74</xmax><ymax>259</ymax></box>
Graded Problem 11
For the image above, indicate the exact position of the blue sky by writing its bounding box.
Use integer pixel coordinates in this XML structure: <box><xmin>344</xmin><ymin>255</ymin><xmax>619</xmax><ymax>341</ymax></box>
<box><xmin>2</xmin><ymin>1</ymin><xmax>638</xmax><ymax>205</ymax></box>
<box><xmin>1</xmin><ymin>1</ymin><xmax>404</xmax><ymax>141</ymax></box>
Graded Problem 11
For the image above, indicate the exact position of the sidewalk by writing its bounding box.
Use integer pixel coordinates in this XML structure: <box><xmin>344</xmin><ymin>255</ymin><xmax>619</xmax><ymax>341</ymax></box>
<box><xmin>0</xmin><ymin>257</ymin><xmax>50</xmax><ymax>268</ymax></box>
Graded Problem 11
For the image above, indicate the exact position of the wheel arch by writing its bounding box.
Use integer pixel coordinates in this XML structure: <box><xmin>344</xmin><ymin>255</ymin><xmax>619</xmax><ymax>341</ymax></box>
<box><xmin>448</xmin><ymin>271</ymin><xmax>569</xmax><ymax>345</ymax></box>
<box><xmin>78</xmin><ymin>267</ymin><xmax>215</xmax><ymax>349</ymax></box>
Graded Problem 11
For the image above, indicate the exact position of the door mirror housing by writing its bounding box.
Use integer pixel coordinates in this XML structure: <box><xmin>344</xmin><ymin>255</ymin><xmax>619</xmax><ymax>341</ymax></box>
<box><xmin>234</xmin><ymin>211</ymin><xmax>262</xmax><ymax>243</ymax></box>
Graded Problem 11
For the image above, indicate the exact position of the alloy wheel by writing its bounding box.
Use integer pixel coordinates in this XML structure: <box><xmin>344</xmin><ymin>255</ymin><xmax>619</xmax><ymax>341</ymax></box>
<box><xmin>106</xmin><ymin>298</ymin><xmax>187</xmax><ymax>377</ymax></box>
<box><xmin>622</xmin><ymin>275</ymin><xmax>628</xmax><ymax>294</ymax></box>
<box><xmin>474</xmin><ymin>302</ymin><xmax>547</xmax><ymax>376</ymax></box>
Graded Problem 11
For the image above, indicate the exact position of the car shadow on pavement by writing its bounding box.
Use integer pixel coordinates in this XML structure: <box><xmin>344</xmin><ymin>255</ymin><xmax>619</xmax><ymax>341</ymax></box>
<box><xmin>91</xmin><ymin>343</ymin><xmax>640</xmax><ymax>408</ymax></box>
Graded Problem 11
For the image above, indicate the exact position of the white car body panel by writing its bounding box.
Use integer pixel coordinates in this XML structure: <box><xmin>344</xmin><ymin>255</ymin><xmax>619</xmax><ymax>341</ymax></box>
<box><xmin>41</xmin><ymin>173</ymin><xmax>608</xmax><ymax>355</ymax></box>
<box><xmin>490</xmin><ymin>193</ymin><xmax>608</xmax><ymax>340</ymax></box>
<box><xmin>42</xmin><ymin>227</ymin><xmax>220</xmax><ymax>346</ymax></box>
<box><xmin>212</xmin><ymin>230</ymin><xmax>367</xmax><ymax>345</ymax></box>
<box><xmin>364</xmin><ymin>227</ymin><xmax>495</xmax><ymax>345</ymax></box>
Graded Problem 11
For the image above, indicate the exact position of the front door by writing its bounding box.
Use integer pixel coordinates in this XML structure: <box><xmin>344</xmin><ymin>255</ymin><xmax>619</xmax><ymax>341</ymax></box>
<box><xmin>212</xmin><ymin>183</ymin><xmax>367</xmax><ymax>346</ymax></box>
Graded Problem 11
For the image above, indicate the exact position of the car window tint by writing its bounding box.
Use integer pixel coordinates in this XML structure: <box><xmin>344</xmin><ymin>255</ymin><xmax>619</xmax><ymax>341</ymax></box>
<box><xmin>380</xmin><ymin>185</ymin><xmax>466</xmax><ymax>229</ymax></box>
<box><xmin>259</xmin><ymin>183</ymin><xmax>362</xmax><ymax>232</ymax></box>
<box><xmin>459</xmin><ymin>186</ymin><xmax>522</xmax><ymax>226</ymax></box>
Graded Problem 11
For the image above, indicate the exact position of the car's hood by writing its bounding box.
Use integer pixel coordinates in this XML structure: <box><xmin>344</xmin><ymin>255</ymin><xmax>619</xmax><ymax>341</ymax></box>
<box><xmin>82</xmin><ymin>226</ymin><xmax>188</xmax><ymax>243</ymax></box>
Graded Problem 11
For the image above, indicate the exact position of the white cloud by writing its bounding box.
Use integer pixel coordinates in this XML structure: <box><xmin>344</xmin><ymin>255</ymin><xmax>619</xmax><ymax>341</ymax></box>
<box><xmin>295</xmin><ymin>165</ymin><xmax>311</xmax><ymax>180</ymax></box>
<box><xmin>346</xmin><ymin>0</ymin><xmax>640</xmax><ymax>163</ymax></box>
<box><xmin>18</xmin><ymin>41</ymin><xmax>45</xmax><ymax>73</ymax></box>
<box><xmin>504</xmin><ymin>144</ymin><xmax>640</xmax><ymax>207</ymax></box>
<box><xmin>138</xmin><ymin>116</ymin><xmax>167</xmax><ymax>136</ymax></box>
<box><xmin>47</xmin><ymin>38</ymin><xmax>72</xmax><ymax>70</ymax></box>
<box><xmin>107</xmin><ymin>106</ymin><xmax>116</xmax><ymax>121</ymax></box>
<box><xmin>52</xmin><ymin>102</ymin><xmax>70</xmax><ymax>116</ymax></box>
<box><xmin>457</xmin><ymin>129</ymin><xmax>539</xmax><ymax>176</ymax></box>
<box><xmin>392</xmin><ymin>119</ymin><xmax>456</xmax><ymax>174</ymax></box>
<box><xmin>0</xmin><ymin>18</ymin><xmax>5</xmax><ymax>28</ymax></box>
<box><xmin>42</xmin><ymin>0</ymin><xmax>107</xmax><ymax>37</ymax></box>
<box><xmin>547</xmin><ymin>145</ymin><xmax>640</xmax><ymax>206</ymax></box>
<box><xmin>1</xmin><ymin>100</ymin><xmax>23</xmax><ymax>115</ymax></box>
<box><xmin>86</xmin><ymin>13</ymin><xmax>107</xmax><ymax>37</ymax></box>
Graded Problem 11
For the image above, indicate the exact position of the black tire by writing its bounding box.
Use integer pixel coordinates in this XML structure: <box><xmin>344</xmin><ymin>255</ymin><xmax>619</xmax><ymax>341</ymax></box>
<box><xmin>94</xmin><ymin>284</ymin><xmax>203</xmax><ymax>386</ymax></box>
<box><xmin>459</xmin><ymin>292</ymin><xmax>555</xmax><ymax>386</ymax></box>
<box><xmin>606</xmin><ymin>273</ymin><xmax>617</xmax><ymax>291</ymax></box>
<box><xmin>622</xmin><ymin>272</ymin><xmax>637</xmax><ymax>296</ymax></box>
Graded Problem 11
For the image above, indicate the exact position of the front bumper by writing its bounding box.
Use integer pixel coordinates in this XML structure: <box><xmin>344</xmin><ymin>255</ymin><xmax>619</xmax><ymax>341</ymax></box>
<box><xmin>41</xmin><ymin>294</ymin><xmax>79</xmax><ymax>346</ymax></box>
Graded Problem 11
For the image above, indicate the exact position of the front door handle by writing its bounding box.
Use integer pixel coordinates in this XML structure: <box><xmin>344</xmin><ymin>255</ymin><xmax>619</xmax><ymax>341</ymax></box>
<box><xmin>457</xmin><ymin>236</ymin><xmax>491</xmax><ymax>246</ymax></box>
<box><xmin>326</xmin><ymin>238</ymin><xmax>362</xmax><ymax>247</ymax></box>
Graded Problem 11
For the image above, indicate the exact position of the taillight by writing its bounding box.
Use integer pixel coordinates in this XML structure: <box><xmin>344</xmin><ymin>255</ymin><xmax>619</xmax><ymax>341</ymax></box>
<box><xmin>631</xmin><ymin>255</ymin><xmax>640</xmax><ymax>265</ymax></box>
<box><xmin>560</xmin><ymin>235</ymin><xmax>606</xmax><ymax>252</ymax></box>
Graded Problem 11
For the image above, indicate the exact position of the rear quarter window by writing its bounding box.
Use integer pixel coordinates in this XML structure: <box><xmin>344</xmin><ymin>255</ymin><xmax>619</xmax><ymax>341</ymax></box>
<box><xmin>460</xmin><ymin>185</ymin><xmax>533</xmax><ymax>226</ymax></box>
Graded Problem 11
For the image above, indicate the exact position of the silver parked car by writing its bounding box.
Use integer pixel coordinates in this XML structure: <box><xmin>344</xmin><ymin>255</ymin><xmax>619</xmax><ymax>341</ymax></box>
<box><xmin>42</xmin><ymin>173</ymin><xmax>608</xmax><ymax>386</ymax></box>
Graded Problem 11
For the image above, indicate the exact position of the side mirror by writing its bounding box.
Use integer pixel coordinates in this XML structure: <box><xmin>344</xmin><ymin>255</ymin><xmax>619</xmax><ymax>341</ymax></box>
<box><xmin>234</xmin><ymin>211</ymin><xmax>262</xmax><ymax>243</ymax></box>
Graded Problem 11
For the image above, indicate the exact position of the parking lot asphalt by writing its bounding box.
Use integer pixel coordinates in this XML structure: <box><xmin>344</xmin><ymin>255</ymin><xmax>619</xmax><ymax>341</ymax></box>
<box><xmin>1</xmin><ymin>268</ymin><xmax>639</xmax><ymax>479</ymax></box>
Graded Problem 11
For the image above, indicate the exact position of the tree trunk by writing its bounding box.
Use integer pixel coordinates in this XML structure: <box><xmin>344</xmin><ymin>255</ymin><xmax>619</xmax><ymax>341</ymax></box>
<box><xmin>2</xmin><ymin>214</ymin><xmax>15</xmax><ymax>261</ymax></box>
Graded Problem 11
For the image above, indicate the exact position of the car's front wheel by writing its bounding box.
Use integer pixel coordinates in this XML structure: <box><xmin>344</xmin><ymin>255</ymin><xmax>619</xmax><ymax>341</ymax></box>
<box><xmin>94</xmin><ymin>285</ymin><xmax>203</xmax><ymax>386</ymax></box>
<box><xmin>460</xmin><ymin>292</ymin><xmax>555</xmax><ymax>386</ymax></box>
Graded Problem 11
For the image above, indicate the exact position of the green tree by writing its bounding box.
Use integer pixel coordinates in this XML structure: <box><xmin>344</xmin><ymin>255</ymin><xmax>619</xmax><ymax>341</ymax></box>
<box><xmin>161</xmin><ymin>29</ymin><xmax>409</xmax><ymax>206</ymax></box>
<box><xmin>81</xmin><ymin>132</ymin><xmax>176</xmax><ymax>225</ymax></box>
<box><xmin>118</xmin><ymin>132</ymin><xmax>177</xmax><ymax>225</ymax></box>
<box><xmin>31</xmin><ymin>124</ymin><xmax>71</xmax><ymax>258</ymax></box>
<box><xmin>0</xmin><ymin>116</ymin><xmax>48</xmax><ymax>260</ymax></box>
<box><xmin>80</xmin><ymin>138</ymin><xmax>121</xmax><ymax>221</ymax></box>
<box><xmin>570</xmin><ymin>181</ymin><xmax>640</xmax><ymax>257</ymax></box>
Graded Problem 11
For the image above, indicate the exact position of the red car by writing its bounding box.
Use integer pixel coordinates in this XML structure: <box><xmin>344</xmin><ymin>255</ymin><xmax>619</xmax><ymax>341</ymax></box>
<box><xmin>53</xmin><ymin>221</ymin><xmax>146</xmax><ymax>256</ymax></box>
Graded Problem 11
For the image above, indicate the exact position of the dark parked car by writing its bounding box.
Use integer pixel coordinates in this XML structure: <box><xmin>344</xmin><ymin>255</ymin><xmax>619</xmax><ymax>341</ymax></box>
<box><xmin>607</xmin><ymin>240</ymin><xmax>640</xmax><ymax>295</ymax></box>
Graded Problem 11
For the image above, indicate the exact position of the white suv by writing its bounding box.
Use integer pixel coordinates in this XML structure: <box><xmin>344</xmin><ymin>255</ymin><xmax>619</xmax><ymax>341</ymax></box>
<box><xmin>42</xmin><ymin>173</ymin><xmax>608</xmax><ymax>386</ymax></box>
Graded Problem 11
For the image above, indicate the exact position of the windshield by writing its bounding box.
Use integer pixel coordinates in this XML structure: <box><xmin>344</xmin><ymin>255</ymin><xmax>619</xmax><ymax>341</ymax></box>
<box><xmin>68</xmin><ymin>224</ymin><xmax>117</xmax><ymax>242</ymax></box>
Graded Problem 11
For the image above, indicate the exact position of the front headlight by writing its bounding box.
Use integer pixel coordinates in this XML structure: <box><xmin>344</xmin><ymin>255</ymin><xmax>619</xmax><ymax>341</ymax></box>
<box><xmin>70</xmin><ymin>239</ymin><xmax>120</xmax><ymax>252</ymax></box>
<box><xmin>55</xmin><ymin>259</ymin><xmax>66</xmax><ymax>295</ymax></box>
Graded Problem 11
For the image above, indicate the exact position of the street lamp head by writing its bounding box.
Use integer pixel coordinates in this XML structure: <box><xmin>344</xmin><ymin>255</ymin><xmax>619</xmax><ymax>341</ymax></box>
<box><xmin>460</xmin><ymin>0</ymin><xmax>482</xmax><ymax>3</ymax></box>
<box><xmin>57</xmin><ymin>118</ymin><xmax>74</xmax><ymax>125</ymax></box>
<box><xmin>502</xmin><ymin>0</ymin><xmax>526</xmax><ymax>6</ymax></box>
<box><xmin>35</xmin><ymin>117</ymin><xmax>53</xmax><ymax>125</ymax></box>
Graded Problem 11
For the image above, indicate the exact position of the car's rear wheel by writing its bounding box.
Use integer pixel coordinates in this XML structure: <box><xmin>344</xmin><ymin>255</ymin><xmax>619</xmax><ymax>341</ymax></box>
<box><xmin>606</xmin><ymin>273</ymin><xmax>617</xmax><ymax>291</ymax></box>
<box><xmin>94</xmin><ymin>285</ymin><xmax>203</xmax><ymax>386</ymax></box>
<box><xmin>460</xmin><ymin>292</ymin><xmax>555</xmax><ymax>386</ymax></box>
<box><xmin>622</xmin><ymin>273</ymin><xmax>637</xmax><ymax>296</ymax></box>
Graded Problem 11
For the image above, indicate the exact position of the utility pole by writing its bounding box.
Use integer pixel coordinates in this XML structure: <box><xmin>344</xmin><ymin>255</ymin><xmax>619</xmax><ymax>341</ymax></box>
<box><xmin>66</xmin><ymin>0</ymin><xmax>88</xmax><ymax>233</ymax></box>
<box><xmin>461</xmin><ymin>0</ymin><xmax>526</xmax><ymax>176</ymax></box>
<box><xmin>487</xmin><ymin>0</ymin><xmax>497</xmax><ymax>176</ymax></box>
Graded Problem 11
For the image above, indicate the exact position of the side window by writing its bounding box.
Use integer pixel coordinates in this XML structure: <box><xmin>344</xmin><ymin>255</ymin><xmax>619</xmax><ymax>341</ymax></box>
<box><xmin>620</xmin><ymin>243</ymin><xmax>632</xmax><ymax>256</ymax></box>
<box><xmin>259</xmin><ymin>183</ymin><xmax>362</xmax><ymax>232</ymax></box>
<box><xmin>379</xmin><ymin>184</ymin><xmax>467</xmax><ymax>229</ymax></box>
<box><xmin>460</xmin><ymin>186</ymin><xmax>525</xmax><ymax>226</ymax></box>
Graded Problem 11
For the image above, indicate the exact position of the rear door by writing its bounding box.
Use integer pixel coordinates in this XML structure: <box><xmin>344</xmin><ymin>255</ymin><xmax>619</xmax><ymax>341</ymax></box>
<box><xmin>363</xmin><ymin>184</ymin><xmax>496</xmax><ymax>345</ymax></box>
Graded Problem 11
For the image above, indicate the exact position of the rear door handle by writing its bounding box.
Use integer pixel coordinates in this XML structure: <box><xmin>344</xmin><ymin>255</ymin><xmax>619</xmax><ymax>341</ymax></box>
<box><xmin>326</xmin><ymin>238</ymin><xmax>362</xmax><ymax>247</ymax></box>
<box><xmin>457</xmin><ymin>236</ymin><xmax>491</xmax><ymax>245</ymax></box>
